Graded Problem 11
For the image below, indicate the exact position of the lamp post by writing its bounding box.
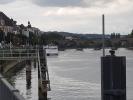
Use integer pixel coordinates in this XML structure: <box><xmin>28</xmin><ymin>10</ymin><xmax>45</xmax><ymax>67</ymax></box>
<box><xmin>102</xmin><ymin>14</ymin><xmax>105</xmax><ymax>56</ymax></box>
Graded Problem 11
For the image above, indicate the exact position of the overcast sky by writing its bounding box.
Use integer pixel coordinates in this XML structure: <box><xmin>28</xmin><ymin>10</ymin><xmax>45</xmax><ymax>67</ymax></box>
<box><xmin>0</xmin><ymin>0</ymin><xmax>133</xmax><ymax>34</ymax></box>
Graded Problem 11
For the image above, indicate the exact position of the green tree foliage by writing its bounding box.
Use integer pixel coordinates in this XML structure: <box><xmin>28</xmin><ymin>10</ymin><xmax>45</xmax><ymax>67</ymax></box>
<box><xmin>29</xmin><ymin>32</ymin><xmax>34</xmax><ymax>45</ymax></box>
<box><xmin>40</xmin><ymin>33</ymin><xmax>47</xmax><ymax>45</ymax></box>
<box><xmin>40</xmin><ymin>32</ymin><xmax>64</xmax><ymax>45</ymax></box>
<box><xmin>130</xmin><ymin>30</ymin><xmax>133</xmax><ymax>37</ymax></box>
<box><xmin>17</xmin><ymin>33</ymin><xmax>28</xmax><ymax>45</ymax></box>
<box><xmin>0</xmin><ymin>30</ymin><xmax>4</xmax><ymax>42</ymax></box>
<box><xmin>111</xmin><ymin>33</ymin><xmax>120</xmax><ymax>39</ymax></box>
<box><xmin>8</xmin><ymin>33</ymin><xmax>28</xmax><ymax>45</ymax></box>
<box><xmin>5</xmin><ymin>32</ymin><xmax>15</xmax><ymax>43</ymax></box>
<box><xmin>46</xmin><ymin>32</ymin><xmax>64</xmax><ymax>41</ymax></box>
<box><xmin>105</xmin><ymin>40</ymin><xmax>112</xmax><ymax>47</ymax></box>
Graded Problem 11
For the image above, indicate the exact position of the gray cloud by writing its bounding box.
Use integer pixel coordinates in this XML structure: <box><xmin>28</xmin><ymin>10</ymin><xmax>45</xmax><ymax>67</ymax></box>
<box><xmin>32</xmin><ymin>0</ymin><xmax>116</xmax><ymax>7</ymax></box>
<box><xmin>0</xmin><ymin>0</ymin><xmax>15</xmax><ymax>4</ymax></box>
<box><xmin>32</xmin><ymin>0</ymin><xmax>84</xmax><ymax>7</ymax></box>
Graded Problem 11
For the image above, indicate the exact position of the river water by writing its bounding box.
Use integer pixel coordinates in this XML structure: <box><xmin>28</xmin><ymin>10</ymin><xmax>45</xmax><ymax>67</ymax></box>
<box><xmin>10</xmin><ymin>48</ymin><xmax>133</xmax><ymax>100</ymax></box>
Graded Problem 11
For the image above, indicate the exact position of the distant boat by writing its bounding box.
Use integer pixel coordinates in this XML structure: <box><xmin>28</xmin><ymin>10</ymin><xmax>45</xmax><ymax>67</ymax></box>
<box><xmin>43</xmin><ymin>45</ymin><xmax>58</xmax><ymax>56</ymax></box>
<box><xmin>76</xmin><ymin>48</ymin><xmax>83</xmax><ymax>51</ymax></box>
<box><xmin>127</xmin><ymin>47</ymin><xmax>133</xmax><ymax>50</ymax></box>
<box><xmin>94</xmin><ymin>47</ymin><xmax>102</xmax><ymax>50</ymax></box>
<box><xmin>111</xmin><ymin>47</ymin><xmax>118</xmax><ymax>50</ymax></box>
<box><xmin>59</xmin><ymin>48</ymin><xmax>65</xmax><ymax>51</ymax></box>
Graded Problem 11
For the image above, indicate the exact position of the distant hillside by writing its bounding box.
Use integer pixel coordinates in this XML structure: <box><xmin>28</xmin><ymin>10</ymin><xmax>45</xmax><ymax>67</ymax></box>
<box><xmin>43</xmin><ymin>31</ymin><xmax>110</xmax><ymax>40</ymax></box>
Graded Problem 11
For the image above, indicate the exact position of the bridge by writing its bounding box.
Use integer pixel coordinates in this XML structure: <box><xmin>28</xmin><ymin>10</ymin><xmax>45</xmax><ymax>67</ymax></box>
<box><xmin>0</xmin><ymin>47</ymin><xmax>51</xmax><ymax>100</ymax></box>
<box><xmin>0</xmin><ymin>49</ymin><xmax>38</xmax><ymax>60</ymax></box>
<box><xmin>0</xmin><ymin>74</ymin><xmax>25</xmax><ymax>100</ymax></box>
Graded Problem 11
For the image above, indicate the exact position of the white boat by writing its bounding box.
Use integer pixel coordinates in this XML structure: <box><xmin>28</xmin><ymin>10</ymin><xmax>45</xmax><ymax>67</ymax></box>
<box><xmin>43</xmin><ymin>45</ymin><xmax>58</xmax><ymax>56</ymax></box>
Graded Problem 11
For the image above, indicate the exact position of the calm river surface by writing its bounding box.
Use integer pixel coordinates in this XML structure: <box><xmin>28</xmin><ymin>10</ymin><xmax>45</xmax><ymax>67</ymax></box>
<box><xmin>11</xmin><ymin>48</ymin><xmax>133</xmax><ymax>100</ymax></box>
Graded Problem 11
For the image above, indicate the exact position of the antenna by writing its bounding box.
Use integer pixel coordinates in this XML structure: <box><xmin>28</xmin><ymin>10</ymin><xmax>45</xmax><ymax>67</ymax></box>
<box><xmin>102</xmin><ymin>14</ymin><xmax>105</xmax><ymax>56</ymax></box>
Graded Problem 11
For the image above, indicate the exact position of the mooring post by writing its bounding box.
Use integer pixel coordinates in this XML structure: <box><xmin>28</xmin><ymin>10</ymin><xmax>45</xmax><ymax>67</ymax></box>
<box><xmin>101</xmin><ymin>50</ymin><xmax>126</xmax><ymax>100</ymax></box>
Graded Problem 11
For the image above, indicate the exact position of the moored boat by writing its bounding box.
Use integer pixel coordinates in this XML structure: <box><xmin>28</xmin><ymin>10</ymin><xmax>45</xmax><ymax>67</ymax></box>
<box><xmin>76</xmin><ymin>48</ymin><xmax>83</xmax><ymax>51</ymax></box>
<box><xmin>94</xmin><ymin>47</ymin><xmax>102</xmax><ymax>50</ymax></box>
<box><xmin>111</xmin><ymin>47</ymin><xmax>118</xmax><ymax>50</ymax></box>
<box><xmin>43</xmin><ymin>45</ymin><xmax>58</xmax><ymax>56</ymax></box>
<box><xmin>127</xmin><ymin>47</ymin><xmax>133</xmax><ymax>50</ymax></box>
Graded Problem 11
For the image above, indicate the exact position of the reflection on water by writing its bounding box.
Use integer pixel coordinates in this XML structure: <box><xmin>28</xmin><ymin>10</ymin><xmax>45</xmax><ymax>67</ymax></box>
<box><xmin>47</xmin><ymin>49</ymin><xmax>101</xmax><ymax>100</ymax></box>
<box><xmin>9</xmin><ymin>48</ymin><xmax>133</xmax><ymax>100</ymax></box>
<box><xmin>10</xmin><ymin>61</ymin><xmax>38</xmax><ymax>100</ymax></box>
<box><xmin>26</xmin><ymin>68</ymin><xmax>31</xmax><ymax>90</ymax></box>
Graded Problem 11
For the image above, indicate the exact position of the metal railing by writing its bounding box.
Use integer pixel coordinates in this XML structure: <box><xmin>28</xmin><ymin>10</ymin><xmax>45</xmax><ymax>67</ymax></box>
<box><xmin>0</xmin><ymin>74</ymin><xmax>25</xmax><ymax>100</ymax></box>
<box><xmin>0</xmin><ymin>47</ymin><xmax>51</xmax><ymax>100</ymax></box>
<box><xmin>0</xmin><ymin>49</ymin><xmax>38</xmax><ymax>60</ymax></box>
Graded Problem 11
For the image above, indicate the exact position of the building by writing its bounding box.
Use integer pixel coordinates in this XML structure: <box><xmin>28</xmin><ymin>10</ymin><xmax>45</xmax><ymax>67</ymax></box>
<box><xmin>65</xmin><ymin>36</ymin><xmax>73</xmax><ymax>40</ymax></box>
<box><xmin>0</xmin><ymin>11</ymin><xmax>16</xmax><ymax>35</ymax></box>
<box><xmin>0</xmin><ymin>12</ymin><xmax>41</xmax><ymax>37</ymax></box>
<box><xmin>21</xmin><ymin>21</ymin><xmax>41</xmax><ymax>37</ymax></box>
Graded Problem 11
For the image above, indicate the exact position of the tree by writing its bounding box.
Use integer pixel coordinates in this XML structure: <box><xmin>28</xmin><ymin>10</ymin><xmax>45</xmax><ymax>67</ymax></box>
<box><xmin>5</xmin><ymin>32</ymin><xmax>15</xmax><ymax>43</ymax></box>
<box><xmin>29</xmin><ymin>32</ymin><xmax>40</xmax><ymax>45</ymax></box>
<box><xmin>111</xmin><ymin>33</ymin><xmax>115</xmax><ymax>39</ymax></box>
<box><xmin>130</xmin><ymin>30</ymin><xmax>133</xmax><ymax>37</ymax></box>
<box><xmin>0</xmin><ymin>30</ymin><xmax>4</xmax><ymax>42</ymax></box>
<box><xmin>116</xmin><ymin>33</ymin><xmax>120</xmax><ymax>38</ymax></box>
<box><xmin>40</xmin><ymin>34</ymin><xmax>47</xmax><ymax>45</ymax></box>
